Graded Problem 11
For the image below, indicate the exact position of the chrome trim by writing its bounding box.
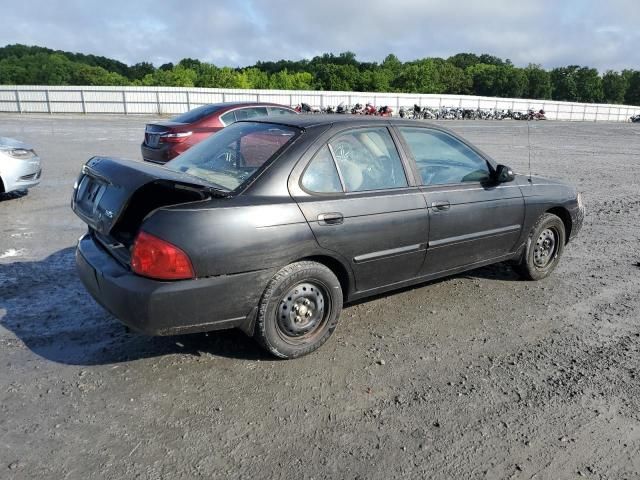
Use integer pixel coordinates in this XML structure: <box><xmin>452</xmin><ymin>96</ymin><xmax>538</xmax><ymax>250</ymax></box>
<box><xmin>354</xmin><ymin>243</ymin><xmax>425</xmax><ymax>263</ymax></box>
<box><xmin>429</xmin><ymin>224</ymin><xmax>521</xmax><ymax>248</ymax></box>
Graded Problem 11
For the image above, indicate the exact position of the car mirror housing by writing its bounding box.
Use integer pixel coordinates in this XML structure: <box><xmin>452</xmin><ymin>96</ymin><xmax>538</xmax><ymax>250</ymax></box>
<box><xmin>494</xmin><ymin>164</ymin><xmax>515</xmax><ymax>183</ymax></box>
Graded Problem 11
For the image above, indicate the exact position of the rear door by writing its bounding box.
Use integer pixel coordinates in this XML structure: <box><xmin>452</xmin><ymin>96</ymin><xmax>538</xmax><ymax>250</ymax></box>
<box><xmin>291</xmin><ymin>126</ymin><xmax>428</xmax><ymax>292</ymax></box>
<box><xmin>395</xmin><ymin>126</ymin><xmax>524</xmax><ymax>275</ymax></box>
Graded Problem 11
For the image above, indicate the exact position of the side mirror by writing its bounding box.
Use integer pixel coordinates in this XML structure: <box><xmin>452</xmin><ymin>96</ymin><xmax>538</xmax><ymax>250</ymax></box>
<box><xmin>494</xmin><ymin>164</ymin><xmax>515</xmax><ymax>183</ymax></box>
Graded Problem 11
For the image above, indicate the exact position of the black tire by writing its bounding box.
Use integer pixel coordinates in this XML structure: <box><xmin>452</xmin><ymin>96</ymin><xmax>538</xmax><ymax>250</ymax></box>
<box><xmin>255</xmin><ymin>261</ymin><xmax>343</xmax><ymax>359</ymax></box>
<box><xmin>514</xmin><ymin>213</ymin><xmax>566</xmax><ymax>280</ymax></box>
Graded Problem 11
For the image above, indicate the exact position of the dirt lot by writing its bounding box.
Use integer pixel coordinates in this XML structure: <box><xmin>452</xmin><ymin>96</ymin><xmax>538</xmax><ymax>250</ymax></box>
<box><xmin>1</xmin><ymin>115</ymin><xmax>639</xmax><ymax>480</ymax></box>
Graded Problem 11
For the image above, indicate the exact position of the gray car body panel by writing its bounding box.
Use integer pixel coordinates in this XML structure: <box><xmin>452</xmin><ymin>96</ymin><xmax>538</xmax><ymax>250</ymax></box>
<box><xmin>72</xmin><ymin>116</ymin><xmax>584</xmax><ymax>335</ymax></box>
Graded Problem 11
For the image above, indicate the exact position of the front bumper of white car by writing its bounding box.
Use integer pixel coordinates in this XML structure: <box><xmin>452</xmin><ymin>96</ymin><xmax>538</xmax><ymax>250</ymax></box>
<box><xmin>0</xmin><ymin>150</ymin><xmax>42</xmax><ymax>193</ymax></box>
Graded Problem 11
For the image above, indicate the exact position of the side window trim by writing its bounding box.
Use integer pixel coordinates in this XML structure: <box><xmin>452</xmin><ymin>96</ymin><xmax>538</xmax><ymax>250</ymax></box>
<box><xmin>326</xmin><ymin>143</ymin><xmax>347</xmax><ymax>192</ymax></box>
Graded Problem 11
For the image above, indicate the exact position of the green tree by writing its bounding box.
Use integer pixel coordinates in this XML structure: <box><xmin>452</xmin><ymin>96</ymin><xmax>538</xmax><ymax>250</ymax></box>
<box><xmin>624</xmin><ymin>71</ymin><xmax>640</xmax><ymax>106</ymax></box>
<box><xmin>467</xmin><ymin>63</ymin><xmax>499</xmax><ymax>96</ymax></box>
<box><xmin>574</xmin><ymin>67</ymin><xmax>602</xmax><ymax>103</ymax></box>
<box><xmin>551</xmin><ymin>66</ymin><xmax>579</xmax><ymax>101</ymax></box>
<box><xmin>523</xmin><ymin>64</ymin><xmax>552</xmax><ymax>99</ymax></box>
<box><xmin>602</xmin><ymin>70</ymin><xmax>627</xmax><ymax>104</ymax></box>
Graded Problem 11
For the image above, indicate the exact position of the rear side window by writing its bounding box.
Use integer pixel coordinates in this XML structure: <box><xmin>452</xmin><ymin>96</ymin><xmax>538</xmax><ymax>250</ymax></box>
<box><xmin>220</xmin><ymin>111</ymin><xmax>236</xmax><ymax>125</ymax></box>
<box><xmin>171</xmin><ymin>104</ymin><xmax>223</xmax><ymax>123</ymax></box>
<box><xmin>269</xmin><ymin>107</ymin><xmax>295</xmax><ymax>116</ymax></box>
<box><xmin>399</xmin><ymin>127</ymin><xmax>490</xmax><ymax>185</ymax></box>
<box><xmin>301</xmin><ymin>146</ymin><xmax>343</xmax><ymax>193</ymax></box>
<box><xmin>236</xmin><ymin>107</ymin><xmax>269</xmax><ymax>121</ymax></box>
<box><xmin>328</xmin><ymin>128</ymin><xmax>407</xmax><ymax>192</ymax></box>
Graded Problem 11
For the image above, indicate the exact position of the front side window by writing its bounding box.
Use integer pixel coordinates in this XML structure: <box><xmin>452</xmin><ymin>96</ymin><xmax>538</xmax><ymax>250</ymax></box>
<box><xmin>399</xmin><ymin>128</ymin><xmax>490</xmax><ymax>186</ymax></box>
<box><xmin>166</xmin><ymin>122</ymin><xmax>298</xmax><ymax>191</ymax></box>
<box><xmin>328</xmin><ymin>128</ymin><xmax>407</xmax><ymax>192</ymax></box>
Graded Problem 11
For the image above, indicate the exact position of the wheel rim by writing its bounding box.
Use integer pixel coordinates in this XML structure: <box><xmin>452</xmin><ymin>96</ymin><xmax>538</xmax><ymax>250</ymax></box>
<box><xmin>277</xmin><ymin>282</ymin><xmax>329</xmax><ymax>343</ymax></box>
<box><xmin>533</xmin><ymin>227</ymin><xmax>558</xmax><ymax>268</ymax></box>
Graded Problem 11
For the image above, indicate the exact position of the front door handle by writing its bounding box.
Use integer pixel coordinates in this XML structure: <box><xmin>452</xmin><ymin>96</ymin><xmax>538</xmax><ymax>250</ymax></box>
<box><xmin>317</xmin><ymin>212</ymin><xmax>344</xmax><ymax>225</ymax></box>
<box><xmin>431</xmin><ymin>201</ymin><xmax>450</xmax><ymax>211</ymax></box>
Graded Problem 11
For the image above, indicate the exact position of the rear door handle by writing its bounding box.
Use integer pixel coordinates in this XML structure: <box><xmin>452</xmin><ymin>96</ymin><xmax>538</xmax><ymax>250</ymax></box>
<box><xmin>431</xmin><ymin>201</ymin><xmax>450</xmax><ymax>211</ymax></box>
<box><xmin>317</xmin><ymin>212</ymin><xmax>344</xmax><ymax>225</ymax></box>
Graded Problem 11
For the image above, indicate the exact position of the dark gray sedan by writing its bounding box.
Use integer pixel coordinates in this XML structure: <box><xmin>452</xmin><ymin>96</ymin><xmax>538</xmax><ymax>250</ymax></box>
<box><xmin>71</xmin><ymin>116</ymin><xmax>584</xmax><ymax>358</ymax></box>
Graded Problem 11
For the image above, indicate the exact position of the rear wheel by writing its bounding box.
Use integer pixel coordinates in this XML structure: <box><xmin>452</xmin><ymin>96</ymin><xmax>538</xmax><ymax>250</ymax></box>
<box><xmin>255</xmin><ymin>261</ymin><xmax>343</xmax><ymax>359</ymax></box>
<box><xmin>514</xmin><ymin>213</ymin><xmax>565</xmax><ymax>280</ymax></box>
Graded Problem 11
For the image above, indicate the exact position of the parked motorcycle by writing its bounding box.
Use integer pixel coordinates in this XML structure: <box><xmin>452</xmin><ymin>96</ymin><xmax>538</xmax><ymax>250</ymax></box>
<box><xmin>378</xmin><ymin>106</ymin><xmax>393</xmax><ymax>117</ymax></box>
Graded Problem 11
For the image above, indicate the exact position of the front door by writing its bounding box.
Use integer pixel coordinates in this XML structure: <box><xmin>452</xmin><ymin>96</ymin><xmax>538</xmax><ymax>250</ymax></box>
<box><xmin>294</xmin><ymin>126</ymin><xmax>429</xmax><ymax>292</ymax></box>
<box><xmin>395</xmin><ymin>126</ymin><xmax>524</xmax><ymax>275</ymax></box>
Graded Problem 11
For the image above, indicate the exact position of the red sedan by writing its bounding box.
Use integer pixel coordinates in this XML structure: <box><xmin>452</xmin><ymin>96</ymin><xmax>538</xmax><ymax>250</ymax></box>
<box><xmin>141</xmin><ymin>102</ymin><xmax>296</xmax><ymax>164</ymax></box>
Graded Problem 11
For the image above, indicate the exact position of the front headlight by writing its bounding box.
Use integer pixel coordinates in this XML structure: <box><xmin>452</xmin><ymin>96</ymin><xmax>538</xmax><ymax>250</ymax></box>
<box><xmin>1</xmin><ymin>148</ymin><xmax>37</xmax><ymax>159</ymax></box>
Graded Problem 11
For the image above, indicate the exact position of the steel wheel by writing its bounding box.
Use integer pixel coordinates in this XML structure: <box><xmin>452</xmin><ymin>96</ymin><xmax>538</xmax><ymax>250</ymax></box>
<box><xmin>255</xmin><ymin>261</ymin><xmax>343</xmax><ymax>358</ymax></box>
<box><xmin>533</xmin><ymin>227</ymin><xmax>559</xmax><ymax>268</ymax></box>
<box><xmin>514</xmin><ymin>213</ymin><xmax>566</xmax><ymax>281</ymax></box>
<box><xmin>276</xmin><ymin>282</ymin><xmax>330</xmax><ymax>344</ymax></box>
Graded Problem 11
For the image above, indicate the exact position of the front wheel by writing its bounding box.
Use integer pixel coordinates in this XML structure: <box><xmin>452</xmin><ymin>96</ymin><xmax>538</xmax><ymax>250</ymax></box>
<box><xmin>514</xmin><ymin>213</ymin><xmax>566</xmax><ymax>280</ymax></box>
<box><xmin>255</xmin><ymin>261</ymin><xmax>343</xmax><ymax>359</ymax></box>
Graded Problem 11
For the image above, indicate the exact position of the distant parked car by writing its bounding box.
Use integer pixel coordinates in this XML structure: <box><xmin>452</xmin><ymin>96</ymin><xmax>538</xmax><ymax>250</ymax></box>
<box><xmin>0</xmin><ymin>137</ymin><xmax>41</xmax><ymax>194</ymax></box>
<box><xmin>72</xmin><ymin>116</ymin><xmax>583</xmax><ymax>359</ymax></box>
<box><xmin>141</xmin><ymin>102</ymin><xmax>297</xmax><ymax>164</ymax></box>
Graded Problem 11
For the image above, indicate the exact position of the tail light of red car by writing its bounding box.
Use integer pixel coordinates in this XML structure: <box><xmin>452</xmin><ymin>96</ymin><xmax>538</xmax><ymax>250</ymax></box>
<box><xmin>131</xmin><ymin>231</ymin><xmax>195</xmax><ymax>280</ymax></box>
<box><xmin>160</xmin><ymin>131</ymin><xmax>193</xmax><ymax>143</ymax></box>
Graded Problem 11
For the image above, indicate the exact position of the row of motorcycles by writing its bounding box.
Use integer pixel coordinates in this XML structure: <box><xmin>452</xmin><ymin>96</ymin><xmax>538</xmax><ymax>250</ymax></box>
<box><xmin>295</xmin><ymin>102</ymin><xmax>394</xmax><ymax>116</ymax></box>
<box><xmin>399</xmin><ymin>105</ymin><xmax>547</xmax><ymax>120</ymax></box>
<box><xmin>294</xmin><ymin>102</ymin><xmax>546</xmax><ymax>120</ymax></box>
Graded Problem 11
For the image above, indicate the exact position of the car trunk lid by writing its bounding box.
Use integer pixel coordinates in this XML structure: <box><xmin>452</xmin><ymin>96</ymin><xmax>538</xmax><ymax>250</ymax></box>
<box><xmin>144</xmin><ymin>121</ymin><xmax>188</xmax><ymax>147</ymax></box>
<box><xmin>71</xmin><ymin>156</ymin><xmax>225</xmax><ymax>243</ymax></box>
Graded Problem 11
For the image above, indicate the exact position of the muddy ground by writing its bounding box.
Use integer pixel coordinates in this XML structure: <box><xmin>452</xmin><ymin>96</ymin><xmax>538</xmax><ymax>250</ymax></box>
<box><xmin>1</xmin><ymin>115</ymin><xmax>639</xmax><ymax>480</ymax></box>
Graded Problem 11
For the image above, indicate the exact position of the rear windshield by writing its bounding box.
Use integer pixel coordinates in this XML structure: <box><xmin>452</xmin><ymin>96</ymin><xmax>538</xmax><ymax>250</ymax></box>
<box><xmin>170</xmin><ymin>104</ymin><xmax>224</xmax><ymax>123</ymax></box>
<box><xmin>165</xmin><ymin>122</ymin><xmax>299</xmax><ymax>191</ymax></box>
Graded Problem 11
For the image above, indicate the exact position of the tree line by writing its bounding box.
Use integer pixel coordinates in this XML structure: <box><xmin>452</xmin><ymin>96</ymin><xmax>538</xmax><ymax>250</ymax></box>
<box><xmin>1</xmin><ymin>44</ymin><xmax>639</xmax><ymax>105</ymax></box>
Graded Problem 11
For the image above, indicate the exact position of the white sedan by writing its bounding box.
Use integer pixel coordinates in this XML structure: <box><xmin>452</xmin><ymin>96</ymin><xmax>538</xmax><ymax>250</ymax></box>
<box><xmin>0</xmin><ymin>137</ymin><xmax>41</xmax><ymax>194</ymax></box>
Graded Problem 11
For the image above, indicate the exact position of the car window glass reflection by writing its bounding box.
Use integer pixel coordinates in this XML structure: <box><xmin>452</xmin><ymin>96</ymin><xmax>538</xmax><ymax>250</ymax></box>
<box><xmin>328</xmin><ymin>128</ymin><xmax>407</xmax><ymax>192</ymax></box>
<box><xmin>166</xmin><ymin>122</ymin><xmax>297</xmax><ymax>191</ymax></box>
<box><xmin>399</xmin><ymin>128</ymin><xmax>490</xmax><ymax>185</ymax></box>
<box><xmin>301</xmin><ymin>146</ymin><xmax>343</xmax><ymax>193</ymax></box>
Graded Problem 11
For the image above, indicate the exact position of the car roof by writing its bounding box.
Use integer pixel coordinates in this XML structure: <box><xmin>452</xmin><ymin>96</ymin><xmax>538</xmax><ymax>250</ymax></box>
<box><xmin>243</xmin><ymin>114</ymin><xmax>455</xmax><ymax>133</ymax></box>
<box><xmin>214</xmin><ymin>101</ymin><xmax>295</xmax><ymax>109</ymax></box>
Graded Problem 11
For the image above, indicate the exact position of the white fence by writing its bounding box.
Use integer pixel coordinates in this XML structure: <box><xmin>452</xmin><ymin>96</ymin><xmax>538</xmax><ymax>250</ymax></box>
<box><xmin>1</xmin><ymin>85</ymin><xmax>639</xmax><ymax>122</ymax></box>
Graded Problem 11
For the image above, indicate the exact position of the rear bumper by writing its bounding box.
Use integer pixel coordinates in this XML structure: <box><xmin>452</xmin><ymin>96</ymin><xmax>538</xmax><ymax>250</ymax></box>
<box><xmin>76</xmin><ymin>233</ymin><xmax>272</xmax><ymax>336</ymax></box>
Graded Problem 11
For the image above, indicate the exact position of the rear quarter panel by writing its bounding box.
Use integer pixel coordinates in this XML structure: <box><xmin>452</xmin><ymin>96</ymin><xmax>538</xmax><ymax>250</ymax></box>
<box><xmin>140</xmin><ymin>196</ymin><xmax>322</xmax><ymax>278</ymax></box>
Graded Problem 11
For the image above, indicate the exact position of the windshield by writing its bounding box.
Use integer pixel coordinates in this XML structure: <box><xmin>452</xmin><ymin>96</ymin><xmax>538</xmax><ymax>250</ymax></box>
<box><xmin>165</xmin><ymin>122</ymin><xmax>299</xmax><ymax>191</ymax></box>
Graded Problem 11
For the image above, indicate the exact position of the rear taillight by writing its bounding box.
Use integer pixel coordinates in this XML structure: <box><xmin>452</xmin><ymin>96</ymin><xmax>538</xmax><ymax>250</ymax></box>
<box><xmin>130</xmin><ymin>231</ymin><xmax>195</xmax><ymax>280</ymax></box>
<box><xmin>160</xmin><ymin>131</ymin><xmax>193</xmax><ymax>143</ymax></box>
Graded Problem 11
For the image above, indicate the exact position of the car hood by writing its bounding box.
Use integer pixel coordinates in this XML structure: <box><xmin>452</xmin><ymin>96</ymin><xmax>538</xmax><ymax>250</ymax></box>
<box><xmin>0</xmin><ymin>136</ymin><xmax>33</xmax><ymax>150</ymax></box>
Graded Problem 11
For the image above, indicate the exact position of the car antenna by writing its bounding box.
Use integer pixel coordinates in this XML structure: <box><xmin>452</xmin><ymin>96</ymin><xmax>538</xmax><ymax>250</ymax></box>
<box><xmin>526</xmin><ymin>118</ymin><xmax>533</xmax><ymax>183</ymax></box>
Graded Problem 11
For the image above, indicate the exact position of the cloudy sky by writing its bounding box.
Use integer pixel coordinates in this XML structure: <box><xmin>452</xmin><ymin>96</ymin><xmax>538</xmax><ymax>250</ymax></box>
<box><xmin>1</xmin><ymin>0</ymin><xmax>639</xmax><ymax>70</ymax></box>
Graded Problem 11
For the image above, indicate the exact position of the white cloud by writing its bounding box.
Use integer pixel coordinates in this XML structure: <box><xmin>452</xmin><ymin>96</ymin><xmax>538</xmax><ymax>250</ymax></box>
<box><xmin>0</xmin><ymin>0</ymin><xmax>638</xmax><ymax>70</ymax></box>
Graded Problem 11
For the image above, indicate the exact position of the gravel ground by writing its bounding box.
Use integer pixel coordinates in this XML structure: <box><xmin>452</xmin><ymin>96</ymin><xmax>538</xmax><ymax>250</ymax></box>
<box><xmin>1</xmin><ymin>115</ymin><xmax>639</xmax><ymax>480</ymax></box>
